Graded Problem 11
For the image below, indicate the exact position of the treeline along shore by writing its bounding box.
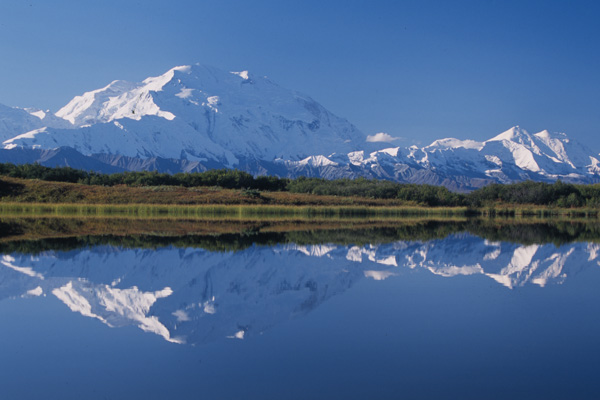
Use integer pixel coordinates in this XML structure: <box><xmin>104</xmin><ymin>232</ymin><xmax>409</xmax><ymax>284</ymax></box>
<box><xmin>1</xmin><ymin>163</ymin><xmax>600</xmax><ymax>215</ymax></box>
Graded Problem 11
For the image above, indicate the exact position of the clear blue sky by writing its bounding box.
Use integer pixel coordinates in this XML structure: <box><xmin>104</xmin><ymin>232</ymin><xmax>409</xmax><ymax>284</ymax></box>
<box><xmin>1</xmin><ymin>0</ymin><xmax>599</xmax><ymax>150</ymax></box>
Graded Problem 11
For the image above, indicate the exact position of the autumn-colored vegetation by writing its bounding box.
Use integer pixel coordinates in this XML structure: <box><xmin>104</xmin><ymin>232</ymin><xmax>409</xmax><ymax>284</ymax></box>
<box><xmin>0</xmin><ymin>175</ymin><xmax>421</xmax><ymax>206</ymax></box>
<box><xmin>1</xmin><ymin>163</ymin><xmax>600</xmax><ymax>215</ymax></box>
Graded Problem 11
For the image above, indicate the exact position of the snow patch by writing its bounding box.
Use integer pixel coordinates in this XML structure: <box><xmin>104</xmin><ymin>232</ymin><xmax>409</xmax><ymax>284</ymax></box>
<box><xmin>25</xmin><ymin>286</ymin><xmax>44</xmax><ymax>297</ymax></box>
<box><xmin>175</xmin><ymin>88</ymin><xmax>194</xmax><ymax>99</ymax></box>
<box><xmin>348</xmin><ymin>151</ymin><xmax>365</xmax><ymax>165</ymax></box>
<box><xmin>228</xmin><ymin>330</ymin><xmax>246</xmax><ymax>339</ymax></box>
<box><xmin>298</xmin><ymin>155</ymin><xmax>338</xmax><ymax>167</ymax></box>
<box><xmin>231</xmin><ymin>71</ymin><xmax>249</xmax><ymax>80</ymax></box>
<box><xmin>26</xmin><ymin>109</ymin><xmax>46</xmax><ymax>120</ymax></box>
<box><xmin>428</xmin><ymin>138</ymin><xmax>484</xmax><ymax>151</ymax></box>
<box><xmin>172</xmin><ymin>309</ymin><xmax>190</xmax><ymax>322</ymax></box>
<box><xmin>485</xmin><ymin>155</ymin><xmax>502</xmax><ymax>166</ymax></box>
<box><xmin>203</xmin><ymin>301</ymin><xmax>217</xmax><ymax>314</ymax></box>
<box><xmin>375</xmin><ymin>147</ymin><xmax>401</xmax><ymax>158</ymax></box>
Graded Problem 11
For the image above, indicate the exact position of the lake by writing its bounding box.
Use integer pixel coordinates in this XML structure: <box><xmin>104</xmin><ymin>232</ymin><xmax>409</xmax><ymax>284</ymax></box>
<box><xmin>0</xmin><ymin>218</ymin><xmax>599</xmax><ymax>399</ymax></box>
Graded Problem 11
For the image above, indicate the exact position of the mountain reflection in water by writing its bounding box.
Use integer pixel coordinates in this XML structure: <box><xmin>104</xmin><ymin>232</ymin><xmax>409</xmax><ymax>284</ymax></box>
<box><xmin>1</xmin><ymin>221</ymin><xmax>598</xmax><ymax>345</ymax></box>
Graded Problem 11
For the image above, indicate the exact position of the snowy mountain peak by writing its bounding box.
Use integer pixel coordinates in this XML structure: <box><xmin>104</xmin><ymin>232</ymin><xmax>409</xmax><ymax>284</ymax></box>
<box><xmin>25</xmin><ymin>108</ymin><xmax>47</xmax><ymax>120</ymax></box>
<box><xmin>54</xmin><ymin>64</ymin><xmax>250</xmax><ymax>126</ymax></box>
<box><xmin>534</xmin><ymin>129</ymin><xmax>550</xmax><ymax>139</ymax></box>
<box><xmin>0</xmin><ymin>103</ymin><xmax>70</xmax><ymax>142</ymax></box>
<box><xmin>55</xmin><ymin>79</ymin><xmax>140</xmax><ymax>125</ymax></box>
<box><xmin>4</xmin><ymin>63</ymin><xmax>366</xmax><ymax>162</ymax></box>
<box><xmin>534</xmin><ymin>129</ymin><xmax>567</xmax><ymax>139</ymax></box>
<box><xmin>487</xmin><ymin>126</ymin><xmax>531</xmax><ymax>143</ymax></box>
<box><xmin>487</xmin><ymin>127</ymin><xmax>569</xmax><ymax>147</ymax></box>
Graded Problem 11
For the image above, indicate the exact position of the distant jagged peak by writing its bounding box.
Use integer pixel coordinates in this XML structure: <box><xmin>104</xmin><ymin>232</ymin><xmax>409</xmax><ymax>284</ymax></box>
<box><xmin>55</xmin><ymin>79</ymin><xmax>140</xmax><ymax>125</ymax></box>
<box><xmin>140</xmin><ymin>65</ymin><xmax>194</xmax><ymax>92</ymax></box>
<box><xmin>52</xmin><ymin>63</ymin><xmax>290</xmax><ymax>129</ymax></box>
<box><xmin>486</xmin><ymin>125</ymin><xmax>533</xmax><ymax>143</ymax></box>
<box><xmin>298</xmin><ymin>155</ymin><xmax>338</xmax><ymax>167</ymax></box>
<box><xmin>485</xmin><ymin>126</ymin><xmax>569</xmax><ymax>144</ymax></box>
<box><xmin>24</xmin><ymin>107</ymin><xmax>47</xmax><ymax>120</ymax></box>
<box><xmin>148</xmin><ymin>63</ymin><xmax>258</xmax><ymax>90</ymax></box>
<box><xmin>482</xmin><ymin>126</ymin><xmax>596</xmax><ymax>169</ymax></box>
<box><xmin>533</xmin><ymin>129</ymin><xmax>569</xmax><ymax>138</ymax></box>
<box><xmin>0</xmin><ymin>103</ymin><xmax>71</xmax><ymax>142</ymax></box>
<box><xmin>414</xmin><ymin>127</ymin><xmax>575</xmax><ymax>154</ymax></box>
<box><xmin>419</xmin><ymin>127</ymin><xmax>575</xmax><ymax>153</ymax></box>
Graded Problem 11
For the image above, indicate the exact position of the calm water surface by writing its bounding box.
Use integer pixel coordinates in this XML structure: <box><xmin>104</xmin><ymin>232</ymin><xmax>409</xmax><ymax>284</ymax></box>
<box><xmin>1</xmin><ymin>223</ymin><xmax>599</xmax><ymax>399</ymax></box>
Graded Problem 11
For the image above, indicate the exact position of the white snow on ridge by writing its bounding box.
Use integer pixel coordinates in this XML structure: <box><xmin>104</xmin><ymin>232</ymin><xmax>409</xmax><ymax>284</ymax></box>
<box><xmin>427</xmin><ymin>138</ymin><xmax>484</xmax><ymax>151</ymax></box>
<box><xmin>25</xmin><ymin>286</ymin><xmax>44</xmax><ymax>297</ymax></box>
<box><xmin>588</xmin><ymin>157</ymin><xmax>600</xmax><ymax>174</ymax></box>
<box><xmin>298</xmin><ymin>155</ymin><xmax>338</xmax><ymax>167</ymax></box>
<box><xmin>175</xmin><ymin>88</ymin><xmax>194</xmax><ymax>99</ymax></box>
<box><xmin>26</xmin><ymin>108</ymin><xmax>46</xmax><ymax>120</ymax></box>
<box><xmin>55</xmin><ymin>67</ymin><xmax>195</xmax><ymax>126</ymax></box>
<box><xmin>56</xmin><ymin>80</ymin><xmax>139</xmax><ymax>125</ymax></box>
<box><xmin>347</xmin><ymin>150</ymin><xmax>365</xmax><ymax>165</ymax></box>
<box><xmin>0</xmin><ymin>103</ymin><xmax>71</xmax><ymax>142</ymax></box>
<box><xmin>487</xmin><ymin>126</ymin><xmax>531</xmax><ymax>144</ymax></box>
<box><xmin>504</xmin><ymin>141</ymin><xmax>540</xmax><ymax>172</ymax></box>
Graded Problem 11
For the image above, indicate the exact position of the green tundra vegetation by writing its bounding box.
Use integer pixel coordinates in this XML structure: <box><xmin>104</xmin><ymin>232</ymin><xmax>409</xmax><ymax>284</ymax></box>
<box><xmin>1</xmin><ymin>162</ymin><xmax>600</xmax><ymax>209</ymax></box>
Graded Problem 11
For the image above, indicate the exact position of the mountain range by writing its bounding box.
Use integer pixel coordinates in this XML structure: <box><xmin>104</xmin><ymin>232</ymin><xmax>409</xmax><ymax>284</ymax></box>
<box><xmin>1</xmin><ymin>64</ymin><xmax>599</xmax><ymax>191</ymax></box>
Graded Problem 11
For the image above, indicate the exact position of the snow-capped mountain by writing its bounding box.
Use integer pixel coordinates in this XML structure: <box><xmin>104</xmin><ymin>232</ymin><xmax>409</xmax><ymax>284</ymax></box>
<box><xmin>1</xmin><ymin>234</ymin><xmax>598</xmax><ymax>345</ymax></box>
<box><xmin>297</xmin><ymin>126</ymin><xmax>600</xmax><ymax>190</ymax></box>
<box><xmin>0</xmin><ymin>103</ymin><xmax>70</xmax><ymax>142</ymax></box>
<box><xmin>1</xmin><ymin>64</ymin><xmax>599</xmax><ymax>190</ymax></box>
<box><xmin>3</xmin><ymin>64</ymin><xmax>365</xmax><ymax>165</ymax></box>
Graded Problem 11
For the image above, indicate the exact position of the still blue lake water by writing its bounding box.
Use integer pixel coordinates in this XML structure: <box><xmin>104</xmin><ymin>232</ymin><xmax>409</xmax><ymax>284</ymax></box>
<box><xmin>1</xmin><ymin>227</ymin><xmax>599</xmax><ymax>399</ymax></box>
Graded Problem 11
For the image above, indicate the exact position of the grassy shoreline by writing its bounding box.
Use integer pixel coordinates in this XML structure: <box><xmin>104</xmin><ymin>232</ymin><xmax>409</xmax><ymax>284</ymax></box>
<box><xmin>0</xmin><ymin>200</ymin><xmax>597</xmax><ymax>220</ymax></box>
<box><xmin>0</xmin><ymin>202</ymin><xmax>468</xmax><ymax>219</ymax></box>
<box><xmin>0</xmin><ymin>176</ymin><xmax>599</xmax><ymax>218</ymax></box>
